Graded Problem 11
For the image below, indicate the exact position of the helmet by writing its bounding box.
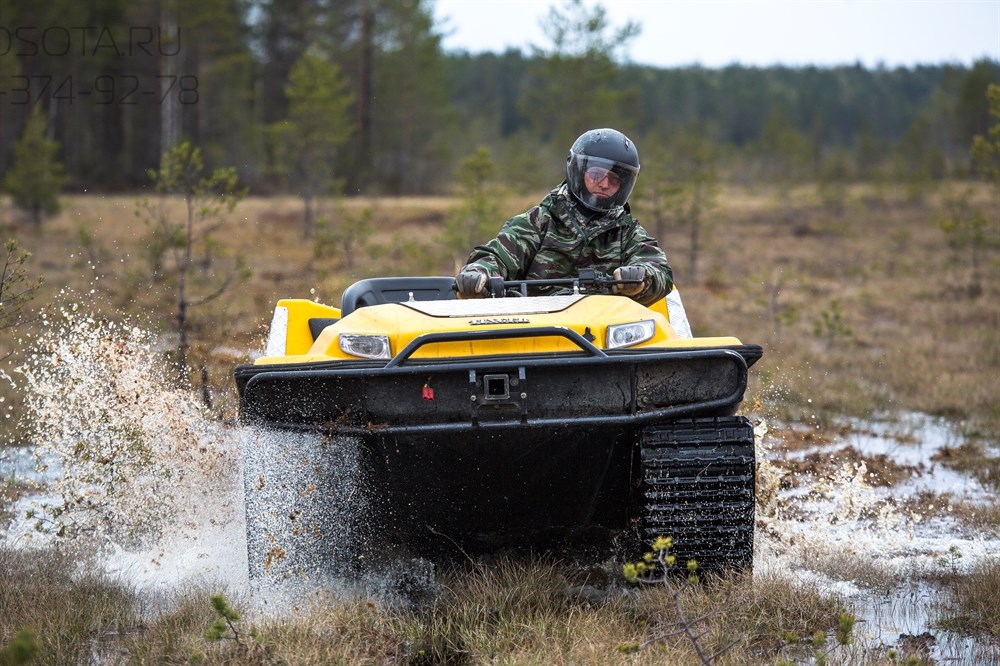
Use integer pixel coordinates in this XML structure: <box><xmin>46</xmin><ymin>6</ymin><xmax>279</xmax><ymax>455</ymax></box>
<box><xmin>565</xmin><ymin>128</ymin><xmax>640</xmax><ymax>213</ymax></box>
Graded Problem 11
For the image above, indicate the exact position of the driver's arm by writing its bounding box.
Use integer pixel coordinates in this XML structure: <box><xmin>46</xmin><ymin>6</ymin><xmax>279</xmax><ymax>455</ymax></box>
<box><xmin>461</xmin><ymin>206</ymin><xmax>545</xmax><ymax>280</ymax></box>
<box><xmin>621</xmin><ymin>223</ymin><xmax>674</xmax><ymax>306</ymax></box>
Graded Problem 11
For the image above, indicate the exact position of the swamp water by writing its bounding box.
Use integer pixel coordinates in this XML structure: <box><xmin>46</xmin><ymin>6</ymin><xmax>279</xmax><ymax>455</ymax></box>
<box><xmin>1</xmin><ymin>312</ymin><xmax>997</xmax><ymax>662</ymax></box>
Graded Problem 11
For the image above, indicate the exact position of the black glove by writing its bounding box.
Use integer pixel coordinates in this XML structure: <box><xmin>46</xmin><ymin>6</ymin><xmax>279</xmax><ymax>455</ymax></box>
<box><xmin>613</xmin><ymin>265</ymin><xmax>646</xmax><ymax>296</ymax></box>
<box><xmin>455</xmin><ymin>267</ymin><xmax>488</xmax><ymax>298</ymax></box>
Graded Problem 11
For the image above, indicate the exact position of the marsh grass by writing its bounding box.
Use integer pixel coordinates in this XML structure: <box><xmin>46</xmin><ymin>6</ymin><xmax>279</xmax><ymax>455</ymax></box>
<box><xmin>934</xmin><ymin>558</ymin><xmax>1000</xmax><ymax>638</ymax></box>
<box><xmin>0</xmin><ymin>476</ymin><xmax>31</xmax><ymax>525</ymax></box>
<box><xmin>0</xmin><ymin>547</ymin><xmax>851</xmax><ymax>665</ymax></box>
<box><xmin>896</xmin><ymin>490</ymin><xmax>1000</xmax><ymax>538</ymax></box>
<box><xmin>931</xmin><ymin>441</ymin><xmax>1000</xmax><ymax>491</ymax></box>
<box><xmin>125</xmin><ymin>589</ymin><xmax>265</xmax><ymax>665</ymax></box>
<box><xmin>1</xmin><ymin>183</ymin><xmax>998</xmax><ymax>662</ymax></box>
<box><xmin>775</xmin><ymin>445</ymin><xmax>922</xmax><ymax>490</ymax></box>
<box><xmin>0</xmin><ymin>546</ymin><xmax>137</xmax><ymax>665</ymax></box>
<box><xmin>264</xmin><ymin>562</ymin><xmax>847</xmax><ymax>665</ymax></box>
<box><xmin>954</xmin><ymin>501</ymin><xmax>1000</xmax><ymax>535</ymax></box>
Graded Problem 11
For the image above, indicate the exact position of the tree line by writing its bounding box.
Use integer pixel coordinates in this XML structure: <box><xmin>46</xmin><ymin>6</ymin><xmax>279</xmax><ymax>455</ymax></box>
<box><xmin>0</xmin><ymin>0</ymin><xmax>997</xmax><ymax>198</ymax></box>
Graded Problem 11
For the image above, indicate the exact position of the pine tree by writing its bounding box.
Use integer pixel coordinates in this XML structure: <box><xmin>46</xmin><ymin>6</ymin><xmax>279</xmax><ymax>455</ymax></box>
<box><xmin>2</xmin><ymin>106</ymin><xmax>67</xmax><ymax>226</ymax></box>
<box><xmin>268</xmin><ymin>50</ymin><xmax>354</xmax><ymax>238</ymax></box>
<box><xmin>520</xmin><ymin>0</ymin><xmax>640</xmax><ymax>149</ymax></box>
<box><xmin>443</xmin><ymin>147</ymin><xmax>505</xmax><ymax>269</ymax></box>
<box><xmin>971</xmin><ymin>84</ymin><xmax>1000</xmax><ymax>185</ymax></box>
<box><xmin>0</xmin><ymin>238</ymin><xmax>43</xmax><ymax>351</ymax></box>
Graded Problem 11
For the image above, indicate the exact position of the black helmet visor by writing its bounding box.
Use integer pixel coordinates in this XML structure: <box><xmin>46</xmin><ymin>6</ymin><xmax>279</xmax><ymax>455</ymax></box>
<box><xmin>567</xmin><ymin>153</ymin><xmax>639</xmax><ymax>212</ymax></box>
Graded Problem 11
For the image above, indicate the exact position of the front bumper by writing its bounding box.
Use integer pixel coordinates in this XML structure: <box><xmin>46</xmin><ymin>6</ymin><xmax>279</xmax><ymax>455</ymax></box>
<box><xmin>235</xmin><ymin>329</ymin><xmax>762</xmax><ymax>434</ymax></box>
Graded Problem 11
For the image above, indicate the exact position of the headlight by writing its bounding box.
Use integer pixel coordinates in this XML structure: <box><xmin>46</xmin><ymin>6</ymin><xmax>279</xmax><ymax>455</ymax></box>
<box><xmin>339</xmin><ymin>333</ymin><xmax>391</xmax><ymax>360</ymax></box>
<box><xmin>606</xmin><ymin>320</ymin><xmax>656</xmax><ymax>349</ymax></box>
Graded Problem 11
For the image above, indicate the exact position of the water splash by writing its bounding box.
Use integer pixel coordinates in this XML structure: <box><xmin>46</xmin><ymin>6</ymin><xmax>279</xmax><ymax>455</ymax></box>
<box><xmin>2</xmin><ymin>301</ymin><xmax>435</xmax><ymax>611</ymax></box>
<box><xmin>753</xmin><ymin>413</ymin><xmax>1000</xmax><ymax>664</ymax></box>
<box><xmin>756</xmin><ymin>413</ymin><xmax>998</xmax><ymax>574</ymax></box>
<box><xmin>241</xmin><ymin>427</ymin><xmax>366</xmax><ymax>608</ymax></box>
<box><xmin>12</xmin><ymin>307</ymin><xmax>231</xmax><ymax>547</ymax></box>
<box><xmin>239</xmin><ymin>426</ymin><xmax>443</xmax><ymax>613</ymax></box>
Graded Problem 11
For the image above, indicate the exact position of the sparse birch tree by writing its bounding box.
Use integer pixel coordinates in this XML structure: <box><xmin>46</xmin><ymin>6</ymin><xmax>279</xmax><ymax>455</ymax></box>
<box><xmin>676</xmin><ymin>135</ymin><xmax>720</xmax><ymax>284</ymax></box>
<box><xmin>971</xmin><ymin>84</ymin><xmax>1000</xmax><ymax>185</ymax></box>
<box><xmin>629</xmin><ymin>140</ymin><xmax>676</xmax><ymax>244</ymax></box>
<box><xmin>637</xmin><ymin>130</ymin><xmax>719</xmax><ymax>284</ymax></box>
<box><xmin>756</xmin><ymin>108</ymin><xmax>809</xmax><ymax>219</ymax></box>
<box><xmin>136</xmin><ymin>142</ymin><xmax>248</xmax><ymax>383</ymax></box>
<box><xmin>0</xmin><ymin>239</ymin><xmax>43</xmax><ymax>330</ymax></box>
<box><xmin>817</xmin><ymin>148</ymin><xmax>851</xmax><ymax>217</ymax></box>
<box><xmin>938</xmin><ymin>83</ymin><xmax>1000</xmax><ymax>297</ymax></box>
<box><xmin>0</xmin><ymin>238</ymin><xmax>44</xmax><ymax>362</ymax></box>
<box><xmin>313</xmin><ymin>205</ymin><xmax>373</xmax><ymax>272</ymax></box>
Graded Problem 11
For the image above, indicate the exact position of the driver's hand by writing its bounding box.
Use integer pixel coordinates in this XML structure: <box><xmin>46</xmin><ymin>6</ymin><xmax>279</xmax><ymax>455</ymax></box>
<box><xmin>455</xmin><ymin>267</ymin><xmax>488</xmax><ymax>299</ymax></box>
<box><xmin>613</xmin><ymin>265</ymin><xmax>646</xmax><ymax>297</ymax></box>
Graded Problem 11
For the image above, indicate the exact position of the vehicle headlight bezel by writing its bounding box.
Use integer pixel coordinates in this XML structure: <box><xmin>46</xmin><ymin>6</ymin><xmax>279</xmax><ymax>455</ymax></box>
<box><xmin>339</xmin><ymin>333</ymin><xmax>392</xmax><ymax>360</ymax></box>
<box><xmin>606</xmin><ymin>319</ymin><xmax>656</xmax><ymax>349</ymax></box>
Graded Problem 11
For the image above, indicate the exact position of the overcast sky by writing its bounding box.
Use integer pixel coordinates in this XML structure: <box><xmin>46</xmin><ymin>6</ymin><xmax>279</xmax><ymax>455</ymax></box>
<box><xmin>431</xmin><ymin>0</ymin><xmax>1000</xmax><ymax>69</ymax></box>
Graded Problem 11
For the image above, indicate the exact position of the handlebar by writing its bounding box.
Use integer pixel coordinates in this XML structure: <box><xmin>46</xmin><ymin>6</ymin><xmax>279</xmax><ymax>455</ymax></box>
<box><xmin>455</xmin><ymin>268</ymin><xmax>641</xmax><ymax>298</ymax></box>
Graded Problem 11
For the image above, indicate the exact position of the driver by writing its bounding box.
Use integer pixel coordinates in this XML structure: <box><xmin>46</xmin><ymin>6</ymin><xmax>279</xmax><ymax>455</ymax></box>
<box><xmin>454</xmin><ymin>128</ymin><xmax>673</xmax><ymax>306</ymax></box>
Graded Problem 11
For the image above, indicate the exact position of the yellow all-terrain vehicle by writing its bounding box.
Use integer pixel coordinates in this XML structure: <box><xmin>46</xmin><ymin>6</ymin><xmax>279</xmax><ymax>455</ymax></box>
<box><xmin>235</xmin><ymin>272</ymin><xmax>762</xmax><ymax>581</ymax></box>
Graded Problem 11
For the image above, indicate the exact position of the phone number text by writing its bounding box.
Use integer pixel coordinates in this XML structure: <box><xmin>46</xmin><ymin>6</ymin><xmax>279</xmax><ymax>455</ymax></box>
<box><xmin>0</xmin><ymin>75</ymin><xmax>199</xmax><ymax>105</ymax></box>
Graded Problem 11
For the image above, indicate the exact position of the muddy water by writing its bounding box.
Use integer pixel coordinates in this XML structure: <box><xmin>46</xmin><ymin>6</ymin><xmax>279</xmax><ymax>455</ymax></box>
<box><xmin>1</xmin><ymin>312</ymin><xmax>998</xmax><ymax>660</ymax></box>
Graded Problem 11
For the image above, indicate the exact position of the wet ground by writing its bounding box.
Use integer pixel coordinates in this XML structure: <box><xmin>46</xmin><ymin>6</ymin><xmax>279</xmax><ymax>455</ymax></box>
<box><xmin>755</xmin><ymin>412</ymin><xmax>1000</xmax><ymax>664</ymax></box>
<box><xmin>2</xmin><ymin>408</ymin><xmax>998</xmax><ymax>662</ymax></box>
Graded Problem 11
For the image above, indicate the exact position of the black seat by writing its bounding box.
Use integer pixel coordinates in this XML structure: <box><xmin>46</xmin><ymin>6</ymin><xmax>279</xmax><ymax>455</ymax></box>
<box><xmin>308</xmin><ymin>317</ymin><xmax>341</xmax><ymax>340</ymax></box>
<box><xmin>339</xmin><ymin>276</ymin><xmax>457</xmax><ymax>316</ymax></box>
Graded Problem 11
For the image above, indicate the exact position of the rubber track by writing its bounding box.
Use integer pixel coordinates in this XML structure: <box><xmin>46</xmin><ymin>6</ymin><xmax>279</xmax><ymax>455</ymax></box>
<box><xmin>640</xmin><ymin>416</ymin><xmax>755</xmax><ymax>569</ymax></box>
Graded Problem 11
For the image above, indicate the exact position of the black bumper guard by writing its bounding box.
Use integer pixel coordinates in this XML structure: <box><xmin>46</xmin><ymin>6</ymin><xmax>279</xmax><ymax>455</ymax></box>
<box><xmin>240</xmin><ymin>327</ymin><xmax>752</xmax><ymax>435</ymax></box>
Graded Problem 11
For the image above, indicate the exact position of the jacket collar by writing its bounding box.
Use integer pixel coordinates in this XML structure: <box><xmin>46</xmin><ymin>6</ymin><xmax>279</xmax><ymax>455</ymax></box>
<box><xmin>547</xmin><ymin>183</ymin><xmax>630</xmax><ymax>233</ymax></box>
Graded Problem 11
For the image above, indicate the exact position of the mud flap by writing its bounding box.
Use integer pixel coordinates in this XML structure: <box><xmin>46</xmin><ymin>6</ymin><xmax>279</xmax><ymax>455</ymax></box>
<box><xmin>640</xmin><ymin>417</ymin><xmax>755</xmax><ymax>570</ymax></box>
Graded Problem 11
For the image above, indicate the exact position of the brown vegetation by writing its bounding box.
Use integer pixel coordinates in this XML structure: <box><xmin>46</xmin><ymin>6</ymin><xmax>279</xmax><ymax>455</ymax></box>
<box><xmin>936</xmin><ymin>558</ymin><xmax>1000</xmax><ymax>638</ymax></box>
<box><xmin>0</xmin><ymin>550</ymin><xmax>851</xmax><ymax>665</ymax></box>
<box><xmin>3</xmin><ymin>543</ymin><xmax>995</xmax><ymax>664</ymax></box>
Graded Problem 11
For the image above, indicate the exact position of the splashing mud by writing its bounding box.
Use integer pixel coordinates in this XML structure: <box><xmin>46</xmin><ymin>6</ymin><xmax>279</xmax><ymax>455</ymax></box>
<box><xmin>3</xmin><ymin>306</ymin><xmax>247</xmax><ymax>591</ymax></box>
<box><xmin>13</xmin><ymin>308</ymin><xmax>232</xmax><ymax>544</ymax></box>
<box><xmin>240</xmin><ymin>426</ymin><xmax>440</xmax><ymax>613</ymax></box>
<box><xmin>1</xmin><ymin>305</ymin><xmax>420</xmax><ymax>611</ymax></box>
<box><xmin>757</xmin><ymin>414</ymin><xmax>998</xmax><ymax>567</ymax></box>
<box><xmin>1</xmin><ymin>308</ymin><xmax>997</xmax><ymax>660</ymax></box>
<box><xmin>241</xmin><ymin>428</ymin><xmax>364</xmax><ymax>606</ymax></box>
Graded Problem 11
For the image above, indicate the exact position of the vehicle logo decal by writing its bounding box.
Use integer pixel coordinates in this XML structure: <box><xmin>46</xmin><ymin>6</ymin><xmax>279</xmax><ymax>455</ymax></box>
<box><xmin>468</xmin><ymin>317</ymin><xmax>530</xmax><ymax>325</ymax></box>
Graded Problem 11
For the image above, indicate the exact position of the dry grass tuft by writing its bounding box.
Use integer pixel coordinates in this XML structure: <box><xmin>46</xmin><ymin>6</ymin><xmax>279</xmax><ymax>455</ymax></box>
<box><xmin>931</xmin><ymin>442</ymin><xmax>1000</xmax><ymax>491</ymax></box>
<box><xmin>0</xmin><ymin>546</ymin><xmax>138</xmax><ymax>665</ymax></box>
<box><xmin>777</xmin><ymin>445</ymin><xmax>922</xmax><ymax>489</ymax></box>
<box><xmin>936</xmin><ymin>558</ymin><xmax>1000</xmax><ymax>638</ymax></box>
<box><xmin>0</xmin><ymin>477</ymin><xmax>31</xmax><ymax>526</ymax></box>
<box><xmin>1</xmin><ymin>184</ymin><xmax>998</xmax><ymax>661</ymax></box>
<box><xmin>0</xmin><ymin>547</ymin><xmax>851</xmax><ymax>665</ymax></box>
<box><xmin>949</xmin><ymin>500</ymin><xmax>1000</xmax><ymax>536</ymax></box>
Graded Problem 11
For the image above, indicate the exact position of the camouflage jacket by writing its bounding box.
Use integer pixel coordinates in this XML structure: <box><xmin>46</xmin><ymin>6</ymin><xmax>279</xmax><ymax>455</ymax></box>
<box><xmin>463</xmin><ymin>183</ymin><xmax>673</xmax><ymax>305</ymax></box>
